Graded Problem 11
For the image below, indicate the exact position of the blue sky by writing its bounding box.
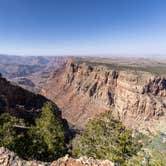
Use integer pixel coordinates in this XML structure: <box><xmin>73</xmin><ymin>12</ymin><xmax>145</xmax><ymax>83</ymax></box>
<box><xmin>0</xmin><ymin>0</ymin><xmax>166</xmax><ymax>57</ymax></box>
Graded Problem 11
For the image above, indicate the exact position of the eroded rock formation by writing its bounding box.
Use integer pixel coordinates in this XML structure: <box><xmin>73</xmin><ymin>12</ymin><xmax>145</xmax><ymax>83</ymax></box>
<box><xmin>0</xmin><ymin>147</ymin><xmax>114</xmax><ymax>166</ymax></box>
<box><xmin>41</xmin><ymin>60</ymin><xmax>166</xmax><ymax>133</ymax></box>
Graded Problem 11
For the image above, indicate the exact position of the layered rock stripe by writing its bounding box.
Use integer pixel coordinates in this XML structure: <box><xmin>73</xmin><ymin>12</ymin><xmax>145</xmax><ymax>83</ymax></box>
<box><xmin>41</xmin><ymin>60</ymin><xmax>166</xmax><ymax>133</ymax></box>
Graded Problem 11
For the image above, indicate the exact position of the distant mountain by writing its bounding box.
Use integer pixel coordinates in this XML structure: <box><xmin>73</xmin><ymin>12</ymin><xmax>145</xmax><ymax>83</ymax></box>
<box><xmin>0</xmin><ymin>54</ymin><xmax>50</xmax><ymax>65</ymax></box>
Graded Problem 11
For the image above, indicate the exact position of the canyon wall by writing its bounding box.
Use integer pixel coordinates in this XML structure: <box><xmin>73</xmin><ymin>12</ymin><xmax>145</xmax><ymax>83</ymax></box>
<box><xmin>41</xmin><ymin>60</ymin><xmax>166</xmax><ymax>133</ymax></box>
<box><xmin>0</xmin><ymin>76</ymin><xmax>61</xmax><ymax>122</ymax></box>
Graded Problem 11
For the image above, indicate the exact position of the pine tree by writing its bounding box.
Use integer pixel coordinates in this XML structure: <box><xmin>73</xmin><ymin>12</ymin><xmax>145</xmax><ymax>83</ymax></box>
<box><xmin>28</xmin><ymin>102</ymin><xmax>67</xmax><ymax>161</ymax></box>
<box><xmin>0</xmin><ymin>113</ymin><xmax>25</xmax><ymax>150</ymax></box>
<box><xmin>72</xmin><ymin>112</ymin><xmax>142</xmax><ymax>165</ymax></box>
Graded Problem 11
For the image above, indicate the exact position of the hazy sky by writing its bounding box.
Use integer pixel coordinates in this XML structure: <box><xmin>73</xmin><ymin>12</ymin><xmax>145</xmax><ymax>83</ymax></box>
<box><xmin>0</xmin><ymin>0</ymin><xmax>166</xmax><ymax>57</ymax></box>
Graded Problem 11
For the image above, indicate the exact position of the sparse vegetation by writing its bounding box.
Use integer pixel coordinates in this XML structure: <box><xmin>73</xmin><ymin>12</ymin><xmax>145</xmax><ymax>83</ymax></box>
<box><xmin>27</xmin><ymin>102</ymin><xmax>67</xmax><ymax>161</ymax></box>
<box><xmin>0</xmin><ymin>103</ymin><xmax>165</xmax><ymax>164</ymax></box>
<box><xmin>128</xmin><ymin>132</ymin><xmax>166</xmax><ymax>166</ymax></box>
<box><xmin>0</xmin><ymin>102</ymin><xmax>67</xmax><ymax>162</ymax></box>
<box><xmin>0</xmin><ymin>113</ymin><xmax>25</xmax><ymax>150</ymax></box>
<box><xmin>72</xmin><ymin>112</ymin><xmax>142</xmax><ymax>165</ymax></box>
<box><xmin>74</xmin><ymin>57</ymin><xmax>166</xmax><ymax>76</ymax></box>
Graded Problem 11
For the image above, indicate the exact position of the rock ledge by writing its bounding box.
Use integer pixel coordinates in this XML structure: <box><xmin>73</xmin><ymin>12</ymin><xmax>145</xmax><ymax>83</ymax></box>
<box><xmin>0</xmin><ymin>147</ymin><xmax>114</xmax><ymax>166</ymax></box>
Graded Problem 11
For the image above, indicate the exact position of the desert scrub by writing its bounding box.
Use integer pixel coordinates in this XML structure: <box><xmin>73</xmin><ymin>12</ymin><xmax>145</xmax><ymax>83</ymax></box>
<box><xmin>72</xmin><ymin>112</ymin><xmax>142</xmax><ymax>165</ymax></box>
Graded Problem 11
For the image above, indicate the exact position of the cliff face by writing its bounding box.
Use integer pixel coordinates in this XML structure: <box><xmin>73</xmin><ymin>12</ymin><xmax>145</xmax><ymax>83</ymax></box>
<box><xmin>0</xmin><ymin>147</ymin><xmax>114</xmax><ymax>166</ymax></box>
<box><xmin>0</xmin><ymin>75</ymin><xmax>72</xmax><ymax>141</ymax></box>
<box><xmin>0</xmin><ymin>76</ymin><xmax>62</xmax><ymax>123</ymax></box>
<box><xmin>41</xmin><ymin>61</ymin><xmax>166</xmax><ymax>133</ymax></box>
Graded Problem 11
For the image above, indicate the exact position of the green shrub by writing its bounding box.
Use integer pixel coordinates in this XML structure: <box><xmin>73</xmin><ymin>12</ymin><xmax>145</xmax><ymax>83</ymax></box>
<box><xmin>27</xmin><ymin>102</ymin><xmax>67</xmax><ymax>161</ymax></box>
<box><xmin>128</xmin><ymin>132</ymin><xmax>166</xmax><ymax>166</ymax></box>
<box><xmin>72</xmin><ymin>112</ymin><xmax>142</xmax><ymax>165</ymax></box>
<box><xmin>128</xmin><ymin>150</ymin><xmax>166</xmax><ymax>166</ymax></box>
<box><xmin>0</xmin><ymin>102</ymin><xmax>67</xmax><ymax>162</ymax></box>
<box><xmin>0</xmin><ymin>113</ymin><xmax>24</xmax><ymax>150</ymax></box>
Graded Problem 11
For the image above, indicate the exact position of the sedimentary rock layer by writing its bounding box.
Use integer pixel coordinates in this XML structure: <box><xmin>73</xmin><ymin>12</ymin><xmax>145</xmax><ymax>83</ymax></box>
<box><xmin>41</xmin><ymin>60</ymin><xmax>166</xmax><ymax>133</ymax></box>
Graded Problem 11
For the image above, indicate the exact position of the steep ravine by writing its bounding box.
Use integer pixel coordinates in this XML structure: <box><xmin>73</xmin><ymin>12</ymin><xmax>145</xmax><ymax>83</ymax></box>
<box><xmin>0</xmin><ymin>76</ymin><xmax>71</xmax><ymax>139</ymax></box>
<box><xmin>41</xmin><ymin>61</ymin><xmax>166</xmax><ymax>133</ymax></box>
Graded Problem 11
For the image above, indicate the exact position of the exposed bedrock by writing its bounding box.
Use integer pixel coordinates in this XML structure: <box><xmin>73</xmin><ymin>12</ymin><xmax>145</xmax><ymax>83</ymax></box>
<box><xmin>41</xmin><ymin>61</ymin><xmax>166</xmax><ymax>133</ymax></box>
<box><xmin>0</xmin><ymin>147</ymin><xmax>114</xmax><ymax>166</ymax></box>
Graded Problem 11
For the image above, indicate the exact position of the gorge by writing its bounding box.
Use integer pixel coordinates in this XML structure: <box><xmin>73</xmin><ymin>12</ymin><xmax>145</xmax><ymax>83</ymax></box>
<box><xmin>41</xmin><ymin>58</ymin><xmax>166</xmax><ymax>133</ymax></box>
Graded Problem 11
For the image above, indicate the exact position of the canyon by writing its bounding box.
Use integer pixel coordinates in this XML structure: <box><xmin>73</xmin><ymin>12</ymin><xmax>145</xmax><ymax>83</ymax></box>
<box><xmin>41</xmin><ymin>58</ymin><xmax>166</xmax><ymax>133</ymax></box>
<box><xmin>0</xmin><ymin>54</ymin><xmax>67</xmax><ymax>92</ymax></box>
<box><xmin>1</xmin><ymin>55</ymin><xmax>166</xmax><ymax>133</ymax></box>
<box><xmin>0</xmin><ymin>55</ymin><xmax>166</xmax><ymax>165</ymax></box>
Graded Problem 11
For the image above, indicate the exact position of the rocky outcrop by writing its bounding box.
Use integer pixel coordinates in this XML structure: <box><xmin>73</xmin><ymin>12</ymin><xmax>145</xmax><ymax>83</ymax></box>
<box><xmin>53</xmin><ymin>156</ymin><xmax>114</xmax><ymax>166</ymax></box>
<box><xmin>41</xmin><ymin>60</ymin><xmax>166</xmax><ymax>133</ymax></box>
<box><xmin>0</xmin><ymin>147</ymin><xmax>49</xmax><ymax>166</ymax></box>
<box><xmin>142</xmin><ymin>77</ymin><xmax>166</xmax><ymax>96</ymax></box>
<box><xmin>0</xmin><ymin>147</ymin><xmax>114</xmax><ymax>166</ymax></box>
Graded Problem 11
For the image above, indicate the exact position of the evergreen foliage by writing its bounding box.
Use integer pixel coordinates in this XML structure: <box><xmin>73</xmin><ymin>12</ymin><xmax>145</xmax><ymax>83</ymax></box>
<box><xmin>0</xmin><ymin>113</ymin><xmax>17</xmax><ymax>148</ymax></box>
<box><xmin>27</xmin><ymin>102</ymin><xmax>67</xmax><ymax>161</ymax></box>
<box><xmin>72</xmin><ymin>112</ymin><xmax>142</xmax><ymax>165</ymax></box>
<box><xmin>0</xmin><ymin>102</ymin><xmax>67</xmax><ymax>161</ymax></box>
<box><xmin>0</xmin><ymin>106</ymin><xmax>165</xmax><ymax>165</ymax></box>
